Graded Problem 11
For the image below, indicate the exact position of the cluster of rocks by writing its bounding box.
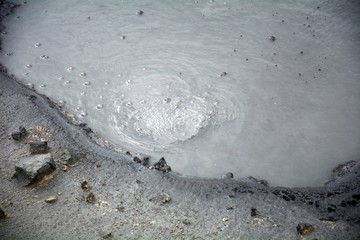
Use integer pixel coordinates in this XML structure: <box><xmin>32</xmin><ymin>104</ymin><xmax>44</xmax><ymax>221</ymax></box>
<box><xmin>11</xmin><ymin>126</ymin><xmax>71</xmax><ymax>185</ymax></box>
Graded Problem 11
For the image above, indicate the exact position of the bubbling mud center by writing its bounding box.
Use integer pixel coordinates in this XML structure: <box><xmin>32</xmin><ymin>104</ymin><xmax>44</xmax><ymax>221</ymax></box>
<box><xmin>1</xmin><ymin>0</ymin><xmax>360</xmax><ymax>187</ymax></box>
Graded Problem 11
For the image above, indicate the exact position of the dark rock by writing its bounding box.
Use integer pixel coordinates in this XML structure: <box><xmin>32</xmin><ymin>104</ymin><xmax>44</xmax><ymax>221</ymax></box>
<box><xmin>11</xmin><ymin>131</ymin><xmax>22</xmax><ymax>140</ymax></box>
<box><xmin>219</xmin><ymin>71</ymin><xmax>227</xmax><ymax>77</ymax></box>
<box><xmin>19</xmin><ymin>126</ymin><xmax>27</xmax><ymax>135</ymax></box>
<box><xmin>14</xmin><ymin>153</ymin><xmax>56</xmax><ymax>184</ymax></box>
<box><xmin>81</xmin><ymin>181</ymin><xmax>91</xmax><ymax>191</ymax></box>
<box><xmin>29</xmin><ymin>141</ymin><xmax>48</xmax><ymax>154</ymax></box>
<box><xmin>136</xmin><ymin>10</ymin><xmax>143</xmax><ymax>15</ymax></box>
<box><xmin>133</xmin><ymin>157</ymin><xmax>141</xmax><ymax>164</ymax></box>
<box><xmin>296</xmin><ymin>223</ymin><xmax>315</xmax><ymax>236</ymax></box>
<box><xmin>0</xmin><ymin>208</ymin><xmax>6</xmax><ymax>219</ymax></box>
<box><xmin>300</xmin><ymin>51</ymin><xmax>304</xmax><ymax>54</ymax></box>
<box><xmin>152</xmin><ymin>157</ymin><xmax>171</xmax><ymax>173</ymax></box>
<box><xmin>251</xmin><ymin>208</ymin><xmax>259</xmax><ymax>217</ymax></box>
<box><xmin>222</xmin><ymin>172</ymin><xmax>234</xmax><ymax>179</ymax></box>
<box><xmin>86</xmin><ymin>192</ymin><xmax>95</xmax><ymax>203</ymax></box>
<box><xmin>270</xmin><ymin>36</ymin><xmax>276</xmax><ymax>42</ymax></box>
<box><xmin>141</xmin><ymin>156</ymin><xmax>150</xmax><ymax>166</ymax></box>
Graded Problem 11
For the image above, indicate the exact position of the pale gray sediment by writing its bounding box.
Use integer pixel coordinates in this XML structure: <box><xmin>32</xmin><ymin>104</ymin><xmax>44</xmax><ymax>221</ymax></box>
<box><xmin>0</xmin><ymin>2</ymin><xmax>360</xmax><ymax>240</ymax></box>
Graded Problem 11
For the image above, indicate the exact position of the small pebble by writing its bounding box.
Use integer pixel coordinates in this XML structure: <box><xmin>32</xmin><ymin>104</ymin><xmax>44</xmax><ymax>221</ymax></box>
<box><xmin>270</xmin><ymin>36</ymin><xmax>276</xmax><ymax>42</ymax></box>
<box><xmin>45</xmin><ymin>196</ymin><xmax>57</xmax><ymax>203</ymax></box>
<box><xmin>136</xmin><ymin>10</ymin><xmax>144</xmax><ymax>15</ymax></box>
<box><xmin>219</xmin><ymin>71</ymin><xmax>227</xmax><ymax>77</ymax></box>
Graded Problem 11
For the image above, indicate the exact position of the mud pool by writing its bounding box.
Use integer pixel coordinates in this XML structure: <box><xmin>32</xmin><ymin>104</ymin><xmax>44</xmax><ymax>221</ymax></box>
<box><xmin>1</xmin><ymin>0</ymin><xmax>360</xmax><ymax>187</ymax></box>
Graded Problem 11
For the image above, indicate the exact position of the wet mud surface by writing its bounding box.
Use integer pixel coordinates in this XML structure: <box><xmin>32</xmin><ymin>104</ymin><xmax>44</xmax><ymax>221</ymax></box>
<box><xmin>0</xmin><ymin>1</ymin><xmax>360</xmax><ymax>239</ymax></box>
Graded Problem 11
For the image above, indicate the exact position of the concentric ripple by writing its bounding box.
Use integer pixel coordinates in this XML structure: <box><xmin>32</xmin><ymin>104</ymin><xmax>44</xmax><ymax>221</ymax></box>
<box><xmin>1</xmin><ymin>0</ymin><xmax>360</xmax><ymax>187</ymax></box>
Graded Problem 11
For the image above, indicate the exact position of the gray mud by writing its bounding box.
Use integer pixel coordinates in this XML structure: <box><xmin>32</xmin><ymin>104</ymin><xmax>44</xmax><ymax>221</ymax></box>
<box><xmin>0</xmin><ymin>1</ymin><xmax>360</xmax><ymax>240</ymax></box>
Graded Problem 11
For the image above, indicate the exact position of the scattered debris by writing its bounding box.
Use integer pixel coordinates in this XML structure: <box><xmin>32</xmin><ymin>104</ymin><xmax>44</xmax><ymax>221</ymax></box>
<box><xmin>29</xmin><ymin>141</ymin><xmax>48</xmax><ymax>154</ymax></box>
<box><xmin>269</xmin><ymin>36</ymin><xmax>276</xmax><ymax>42</ymax></box>
<box><xmin>149</xmin><ymin>192</ymin><xmax>171</xmax><ymax>205</ymax></box>
<box><xmin>151</xmin><ymin>157</ymin><xmax>171</xmax><ymax>173</ymax></box>
<box><xmin>81</xmin><ymin>181</ymin><xmax>91</xmax><ymax>191</ymax></box>
<box><xmin>296</xmin><ymin>223</ymin><xmax>315</xmax><ymax>236</ymax></box>
<box><xmin>86</xmin><ymin>192</ymin><xmax>96</xmax><ymax>203</ymax></box>
<box><xmin>116</xmin><ymin>205</ymin><xmax>125</xmax><ymax>212</ymax></box>
<box><xmin>102</xmin><ymin>232</ymin><xmax>113</xmax><ymax>239</ymax></box>
<box><xmin>222</xmin><ymin>172</ymin><xmax>234</xmax><ymax>179</ymax></box>
<box><xmin>133</xmin><ymin>156</ymin><xmax>150</xmax><ymax>166</ymax></box>
<box><xmin>0</xmin><ymin>208</ymin><xmax>7</xmax><ymax>219</ymax></box>
<box><xmin>45</xmin><ymin>196</ymin><xmax>57</xmax><ymax>203</ymax></box>
<box><xmin>182</xmin><ymin>219</ymin><xmax>191</xmax><ymax>225</ymax></box>
<box><xmin>14</xmin><ymin>153</ymin><xmax>56</xmax><ymax>185</ymax></box>
<box><xmin>219</xmin><ymin>71</ymin><xmax>227</xmax><ymax>77</ymax></box>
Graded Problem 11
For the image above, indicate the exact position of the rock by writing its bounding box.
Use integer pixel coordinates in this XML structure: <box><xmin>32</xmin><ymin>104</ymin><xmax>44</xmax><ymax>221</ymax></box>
<box><xmin>251</xmin><ymin>208</ymin><xmax>259</xmax><ymax>217</ymax></box>
<box><xmin>136</xmin><ymin>10</ymin><xmax>143</xmax><ymax>15</ymax></box>
<box><xmin>11</xmin><ymin>131</ymin><xmax>22</xmax><ymax>140</ymax></box>
<box><xmin>219</xmin><ymin>71</ymin><xmax>227</xmax><ymax>77</ymax></box>
<box><xmin>133</xmin><ymin>156</ymin><xmax>150</xmax><ymax>166</ymax></box>
<box><xmin>296</xmin><ymin>223</ymin><xmax>315</xmax><ymax>236</ymax></box>
<box><xmin>45</xmin><ymin>196</ymin><xmax>57</xmax><ymax>203</ymax></box>
<box><xmin>19</xmin><ymin>126</ymin><xmax>26</xmax><ymax>135</ymax></box>
<box><xmin>182</xmin><ymin>219</ymin><xmax>191</xmax><ymax>225</ymax></box>
<box><xmin>11</xmin><ymin>126</ymin><xmax>27</xmax><ymax>140</ymax></box>
<box><xmin>222</xmin><ymin>217</ymin><xmax>229</xmax><ymax>222</ymax></box>
<box><xmin>102</xmin><ymin>232</ymin><xmax>112</xmax><ymax>239</ymax></box>
<box><xmin>81</xmin><ymin>181</ymin><xmax>91</xmax><ymax>191</ymax></box>
<box><xmin>270</xmin><ymin>36</ymin><xmax>276</xmax><ymax>42</ymax></box>
<box><xmin>152</xmin><ymin>157</ymin><xmax>171</xmax><ymax>173</ymax></box>
<box><xmin>222</xmin><ymin>172</ymin><xmax>234</xmax><ymax>179</ymax></box>
<box><xmin>86</xmin><ymin>192</ymin><xmax>95</xmax><ymax>203</ymax></box>
<box><xmin>0</xmin><ymin>208</ymin><xmax>6</xmax><ymax>219</ymax></box>
<box><xmin>29</xmin><ymin>141</ymin><xmax>48</xmax><ymax>154</ymax></box>
<box><xmin>14</xmin><ymin>153</ymin><xmax>56</xmax><ymax>184</ymax></box>
<box><xmin>149</xmin><ymin>192</ymin><xmax>171</xmax><ymax>205</ymax></box>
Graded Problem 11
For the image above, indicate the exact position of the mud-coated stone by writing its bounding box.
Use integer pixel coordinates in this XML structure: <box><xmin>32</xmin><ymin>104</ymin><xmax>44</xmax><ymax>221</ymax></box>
<box><xmin>0</xmin><ymin>207</ymin><xmax>6</xmax><ymax>219</ymax></box>
<box><xmin>152</xmin><ymin>157</ymin><xmax>171</xmax><ymax>172</ymax></box>
<box><xmin>14</xmin><ymin>153</ymin><xmax>55</xmax><ymax>184</ymax></box>
<box><xmin>11</xmin><ymin>131</ymin><xmax>22</xmax><ymax>140</ymax></box>
<box><xmin>29</xmin><ymin>141</ymin><xmax>48</xmax><ymax>154</ymax></box>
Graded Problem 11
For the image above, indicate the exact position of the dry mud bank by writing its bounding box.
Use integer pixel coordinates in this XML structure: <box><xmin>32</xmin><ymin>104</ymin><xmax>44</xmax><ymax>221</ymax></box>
<box><xmin>0</xmin><ymin>58</ymin><xmax>360</xmax><ymax>240</ymax></box>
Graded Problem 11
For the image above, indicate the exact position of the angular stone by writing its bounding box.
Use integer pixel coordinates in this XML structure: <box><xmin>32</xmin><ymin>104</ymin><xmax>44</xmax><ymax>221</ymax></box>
<box><xmin>15</xmin><ymin>153</ymin><xmax>56</xmax><ymax>184</ymax></box>
<box><xmin>45</xmin><ymin>196</ymin><xmax>57</xmax><ymax>203</ymax></box>
<box><xmin>11</xmin><ymin>131</ymin><xmax>22</xmax><ymax>140</ymax></box>
<box><xmin>152</xmin><ymin>157</ymin><xmax>171</xmax><ymax>173</ymax></box>
<box><xmin>0</xmin><ymin>208</ymin><xmax>6</xmax><ymax>219</ymax></box>
<box><xmin>29</xmin><ymin>141</ymin><xmax>48</xmax><ymax>154</ymax></box>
